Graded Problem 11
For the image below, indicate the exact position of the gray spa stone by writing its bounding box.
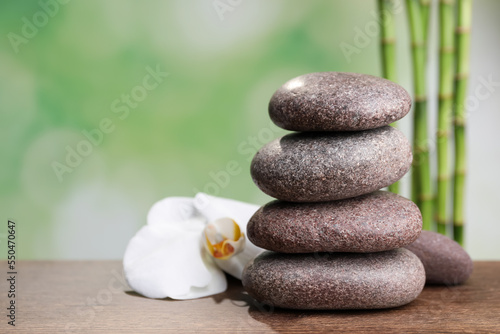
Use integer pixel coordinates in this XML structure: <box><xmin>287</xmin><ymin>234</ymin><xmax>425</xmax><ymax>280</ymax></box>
<box><xmin>269</xmin><ymin>72</ymin><xmax>412</xmax><ymax>131</ymax></box>
<box><xmin>242</xmin><ymin>248</ymin><xmax>425</xmax><ymax>310</ymax></box>
<box><xmin>247</xmin><ymin>191</ymin><xmax>422</xmax><ymax>253</ymax></box>
<box><xmin>250</xmin><ymin>126</ymin><xmax>412</xmax><ymax>202</ymax></box>
<box><xmin>405</xmin><ymin>230</ymin><xmax>473</xmax><ymax>285</ymax></box>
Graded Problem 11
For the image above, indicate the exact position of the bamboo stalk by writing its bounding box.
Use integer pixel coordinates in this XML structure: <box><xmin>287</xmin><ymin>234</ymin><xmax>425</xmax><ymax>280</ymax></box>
<box><xmin>412</xmin><ymin>162</ymin><xmax>420</xmax><ymax>206</ymax></box>
<box><xmin>420</xmin><ymin>0</ymin><xmax>431</xmax><ymax>42</ymax></box>
<box><xmin>453</xmin><ymin>0</ymin><xmax>472</xmax><ymax>245</ymax></box>
<box><xmin>406</xmin><ymin>0</ymin><xmax>433</xmax><ymax>231</ymax></box>
<box><xmin>412</xmin><ymin>0</ymin><xmax>431</xmax><ymax>208</ymax></box>
<box><xmin>378</xmin><ymin>0</ymin><xmax>399</xmax><ymax>194</ymax></box>
<box><xmin>436</xmin><ymin>0</ymin><xmax>455</xmax><ymax>235</ymax></box>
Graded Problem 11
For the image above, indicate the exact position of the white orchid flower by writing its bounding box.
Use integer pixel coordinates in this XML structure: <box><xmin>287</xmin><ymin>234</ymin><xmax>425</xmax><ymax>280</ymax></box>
<box><xmin>123</xmin><ymin>193</ymin><xmax>263</xmax><ymax>300</ymax></box>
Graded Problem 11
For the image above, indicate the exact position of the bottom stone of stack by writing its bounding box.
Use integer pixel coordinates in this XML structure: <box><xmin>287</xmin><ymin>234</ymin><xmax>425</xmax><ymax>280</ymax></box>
<box><xmin>242</xmin><ymin>248</ymin><xmax>425</xmax><ymax>310</ymax></box>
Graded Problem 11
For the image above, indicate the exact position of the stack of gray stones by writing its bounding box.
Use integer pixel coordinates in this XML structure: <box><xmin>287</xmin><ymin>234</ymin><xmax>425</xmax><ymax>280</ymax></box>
<box><xmin>242</xmin><ymin>72</ymin><xmax>426</xmax><ymax>310</ymax></box>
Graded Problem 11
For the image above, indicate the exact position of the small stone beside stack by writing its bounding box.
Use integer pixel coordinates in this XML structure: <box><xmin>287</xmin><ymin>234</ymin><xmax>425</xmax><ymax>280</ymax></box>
<box><xmin>242</xmin><ymin>72</ymin><xmax>426</xmax><ymax>310</ymax></box>
<box><xmin>405</xmin><ymin>230</ymin><xmax>473</xmax><ymax>285</ymax></box>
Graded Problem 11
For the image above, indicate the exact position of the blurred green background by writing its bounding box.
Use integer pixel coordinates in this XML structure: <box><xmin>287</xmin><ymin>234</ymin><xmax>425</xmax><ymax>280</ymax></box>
<box><xmin>1</xmin><ymin>0</ymin><xmax>499</xmax><ymax>260</ymax></box>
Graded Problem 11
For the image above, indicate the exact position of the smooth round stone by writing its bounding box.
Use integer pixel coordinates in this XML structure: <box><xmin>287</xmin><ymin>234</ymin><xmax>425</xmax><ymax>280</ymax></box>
<box><xmin>242</xmin><ymin>248</ymin><xmax>425</xmax><ymax>310</ymax></box>
<box><xmin>247</xmin><ymin>191</ymin><xmax>422</xmax><ymax>253</ymax></box>
<box><xmin>269</xmin><ymin>72</ymin><xmax>412</xmax><ymax>131</ymax></box>
<box><xmin>405</xmin><ymin>231</ymin><xmax>473</xmax><ymax>285</ymax></box>
<box><xmin>250</xmin><ymin>126</ymin><xmax>412</xmax><ymax>202</ymax></box>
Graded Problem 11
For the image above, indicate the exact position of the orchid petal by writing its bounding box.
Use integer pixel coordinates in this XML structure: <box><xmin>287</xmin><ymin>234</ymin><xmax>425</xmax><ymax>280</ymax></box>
<box><xmin>194</xmin><ymin>193</ymin><xmax>264</xmax><ymax>279</ymax></box>
<box><xmin>147</xmin><ymin>196</ymin><xmax>197</xmax><ymax>226</ymax></box>
<box><xmin>123</xmin><ymin>197</ymin><xmax>227</xmax><ymax>299</ymax></box>
<box><xmin>194</xmin><ymin>193</ymin><xmax>259</xmax><ymax>228</ymax></box>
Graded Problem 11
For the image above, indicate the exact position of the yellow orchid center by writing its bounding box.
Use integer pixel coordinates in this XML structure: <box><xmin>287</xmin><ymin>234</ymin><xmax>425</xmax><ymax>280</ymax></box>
<box><xmin>203</xmin><ymin>218</ymin><xmax>245</xmax><ymax>260</ymax></box>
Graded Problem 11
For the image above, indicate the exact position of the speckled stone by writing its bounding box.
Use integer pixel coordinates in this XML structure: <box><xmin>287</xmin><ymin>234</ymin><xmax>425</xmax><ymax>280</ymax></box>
<box><xmin>247</xmin><ymin>191</ymin><xmax>422</xmax><ymax>253</ymax></box>
<box><xmin>404</xmin><ymin>231</ymin><xmax>473</xmax><ymax>285</ymax></box>
<box><xmin>269</xmin><ymin>72</ymin><xmax>412</xmax><ymax>131</ymax></box>
<box><xmin>250</xmin><ymin>126</ymin><xmax>412</xmax><ymax>202</ymax></box>
<box><xmin>242</xmin><ymin>248</ymin><xmax>425</xmax><ymax>310</ymax></box>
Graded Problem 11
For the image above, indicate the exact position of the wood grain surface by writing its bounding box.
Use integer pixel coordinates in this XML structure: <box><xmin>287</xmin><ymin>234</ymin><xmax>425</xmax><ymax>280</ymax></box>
<box><xmin>1</xmin><ymin>261</ymin><xmax>499</xmax><ymax>333</ymax></box>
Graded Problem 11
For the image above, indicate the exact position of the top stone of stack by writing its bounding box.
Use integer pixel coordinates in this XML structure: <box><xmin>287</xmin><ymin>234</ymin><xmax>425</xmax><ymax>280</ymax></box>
<box><xmin>269</xmin><ymin>72</ymin><xmax>411</xmax><ymax>131</ymax></box>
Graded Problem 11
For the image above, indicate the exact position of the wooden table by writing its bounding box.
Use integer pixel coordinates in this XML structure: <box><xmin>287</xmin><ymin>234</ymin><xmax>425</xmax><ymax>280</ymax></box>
<box><xmin>1</xmin><ymin>261</ymin><xmax>499</xmax><ymax>333</ymax></box>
